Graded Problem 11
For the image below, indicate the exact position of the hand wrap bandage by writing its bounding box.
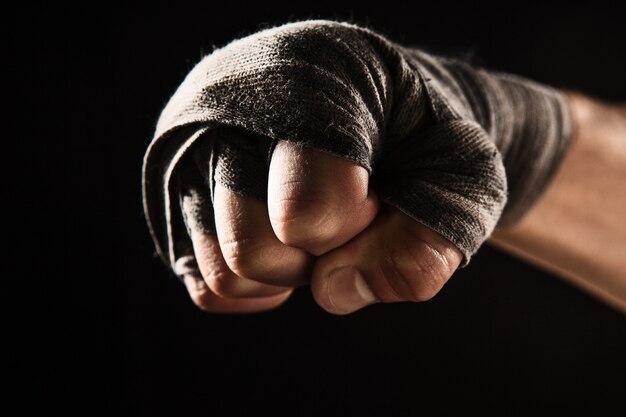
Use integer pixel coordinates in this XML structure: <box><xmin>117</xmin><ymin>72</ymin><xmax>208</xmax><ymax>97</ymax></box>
<box><xmin>142</xmin><ymin>20</ymin><xmax>573</xmax><ymax>277</ymax></box>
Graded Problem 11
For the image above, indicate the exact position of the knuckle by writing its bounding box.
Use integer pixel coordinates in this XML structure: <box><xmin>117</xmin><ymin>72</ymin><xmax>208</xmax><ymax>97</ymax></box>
<box><xmin>383</xmin><ymin>240</ymin><xmax>449</xmax><ymax>302</ymax></box>
<box><xmin>270</xmin><ymin>193</ymin><xmax>342</xmax><ymax>250</ymax></box>
<box><xmin>219</xmin><ymin>236</ymin><xmax>273</xmax><ymax>281</ymax></box>
<box><xmin>268</xmin><ymin>141</ymin><xmax>372</xmax><ymax>254</ymax></box>
<box><xmin>203</xmin><ymin>266</ymin><xmax>238</xmax><ymax>298</ymax></box>
<box><xmin>192</xmin><ymin>236</ymin><xmax>245</xmax><ymax>297</ymax></box>
<box><xmin>221</xmin><ymin>243</ymin><xmax>260</xmax><ymax>279</ymax></box>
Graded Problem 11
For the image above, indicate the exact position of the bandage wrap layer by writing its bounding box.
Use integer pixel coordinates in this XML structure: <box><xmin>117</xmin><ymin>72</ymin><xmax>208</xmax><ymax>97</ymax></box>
<box><xmin>142</xmin><ymin>20</ymin><xmax>573</xmax><ymax>275</ymax></box>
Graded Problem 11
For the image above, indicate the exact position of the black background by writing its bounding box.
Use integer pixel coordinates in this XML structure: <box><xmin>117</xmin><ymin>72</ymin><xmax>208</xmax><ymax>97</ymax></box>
<box><xmin>13</xmin><ymin>2</ymin><xmax>626</xmax><ymax>416</ymax></box>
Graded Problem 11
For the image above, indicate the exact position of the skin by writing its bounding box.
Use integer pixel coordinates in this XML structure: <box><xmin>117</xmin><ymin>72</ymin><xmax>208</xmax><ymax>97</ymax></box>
<box><xmin>490</xmin><ymin>91</ymin><xmax>626</xmax><ymax>313</ymax></box>
<box><xmin>182</xmin><ymin>91</ymin><xmax>626</xmax><ymax>315</ymax></box>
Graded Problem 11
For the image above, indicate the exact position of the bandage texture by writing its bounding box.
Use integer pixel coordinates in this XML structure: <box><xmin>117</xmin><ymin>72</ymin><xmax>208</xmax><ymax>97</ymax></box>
<box><xmin>142</xmin><ymin>20</ymin><xmax>573</xmax><ymax>275</ymax></box>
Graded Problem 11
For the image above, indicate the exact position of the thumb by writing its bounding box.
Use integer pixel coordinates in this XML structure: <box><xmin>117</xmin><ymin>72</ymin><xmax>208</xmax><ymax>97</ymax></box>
<box><xmin>311</xmin><ymin>206</ymin><xmax>463</xmax><ymax>315</ymax></box>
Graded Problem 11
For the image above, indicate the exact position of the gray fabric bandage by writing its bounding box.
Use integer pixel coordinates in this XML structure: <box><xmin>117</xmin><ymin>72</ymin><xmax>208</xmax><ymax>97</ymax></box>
<box><xmin>141</xmin><ymin>20</ymin><xmax>573</xmax><ymax>275</ymax></box>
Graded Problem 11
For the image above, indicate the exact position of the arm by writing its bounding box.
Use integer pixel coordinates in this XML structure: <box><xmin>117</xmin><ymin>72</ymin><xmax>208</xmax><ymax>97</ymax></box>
<box><xmin>144</xmin><ymin>21</ymin><xmax>624</xmax><ymax>315</ymax></box>
<box><xmin>489</xmin><ymin>91</ymin><xmax>626</xmax><ymax>313</ymax></box>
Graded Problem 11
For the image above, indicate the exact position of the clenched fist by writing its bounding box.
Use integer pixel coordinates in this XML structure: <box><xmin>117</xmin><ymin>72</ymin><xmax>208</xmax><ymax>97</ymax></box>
<box><xmin>142</xmin><ymin>21</ymin><xmax>573</xmax><ymax>314</ymax></box>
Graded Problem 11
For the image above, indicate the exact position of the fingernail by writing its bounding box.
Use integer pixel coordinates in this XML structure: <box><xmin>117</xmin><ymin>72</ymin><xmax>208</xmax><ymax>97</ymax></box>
<box><xmin>328</xmin><ymin>267</ymin><xmax>378</xmax><ymax>314</ymax></box>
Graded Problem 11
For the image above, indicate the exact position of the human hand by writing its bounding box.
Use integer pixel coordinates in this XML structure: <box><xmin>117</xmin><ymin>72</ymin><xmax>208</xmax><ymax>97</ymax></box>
<box><xmin>143</xmin><ymin>21</ymin><xmax>572</xmax><ymax>315</ymax></box>
<box><xmin>181</xmin><ymin>135</ymin><xmax>462</xmax><ymax>314</ymax></box>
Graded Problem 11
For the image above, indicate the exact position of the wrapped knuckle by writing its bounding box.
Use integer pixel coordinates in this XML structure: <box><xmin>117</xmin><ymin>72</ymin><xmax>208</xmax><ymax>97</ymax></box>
<box><xmin>269</xmin><ymin>21</ymin><xmax>364</xmax><ymax>63</ymax></box>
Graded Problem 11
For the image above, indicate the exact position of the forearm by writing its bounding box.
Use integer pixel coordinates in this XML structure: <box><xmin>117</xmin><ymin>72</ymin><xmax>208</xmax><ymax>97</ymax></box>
<box><xmin>489</xmin><ymin>91</ymin><xmax>626</xmax><ymax>313</ymax></box>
